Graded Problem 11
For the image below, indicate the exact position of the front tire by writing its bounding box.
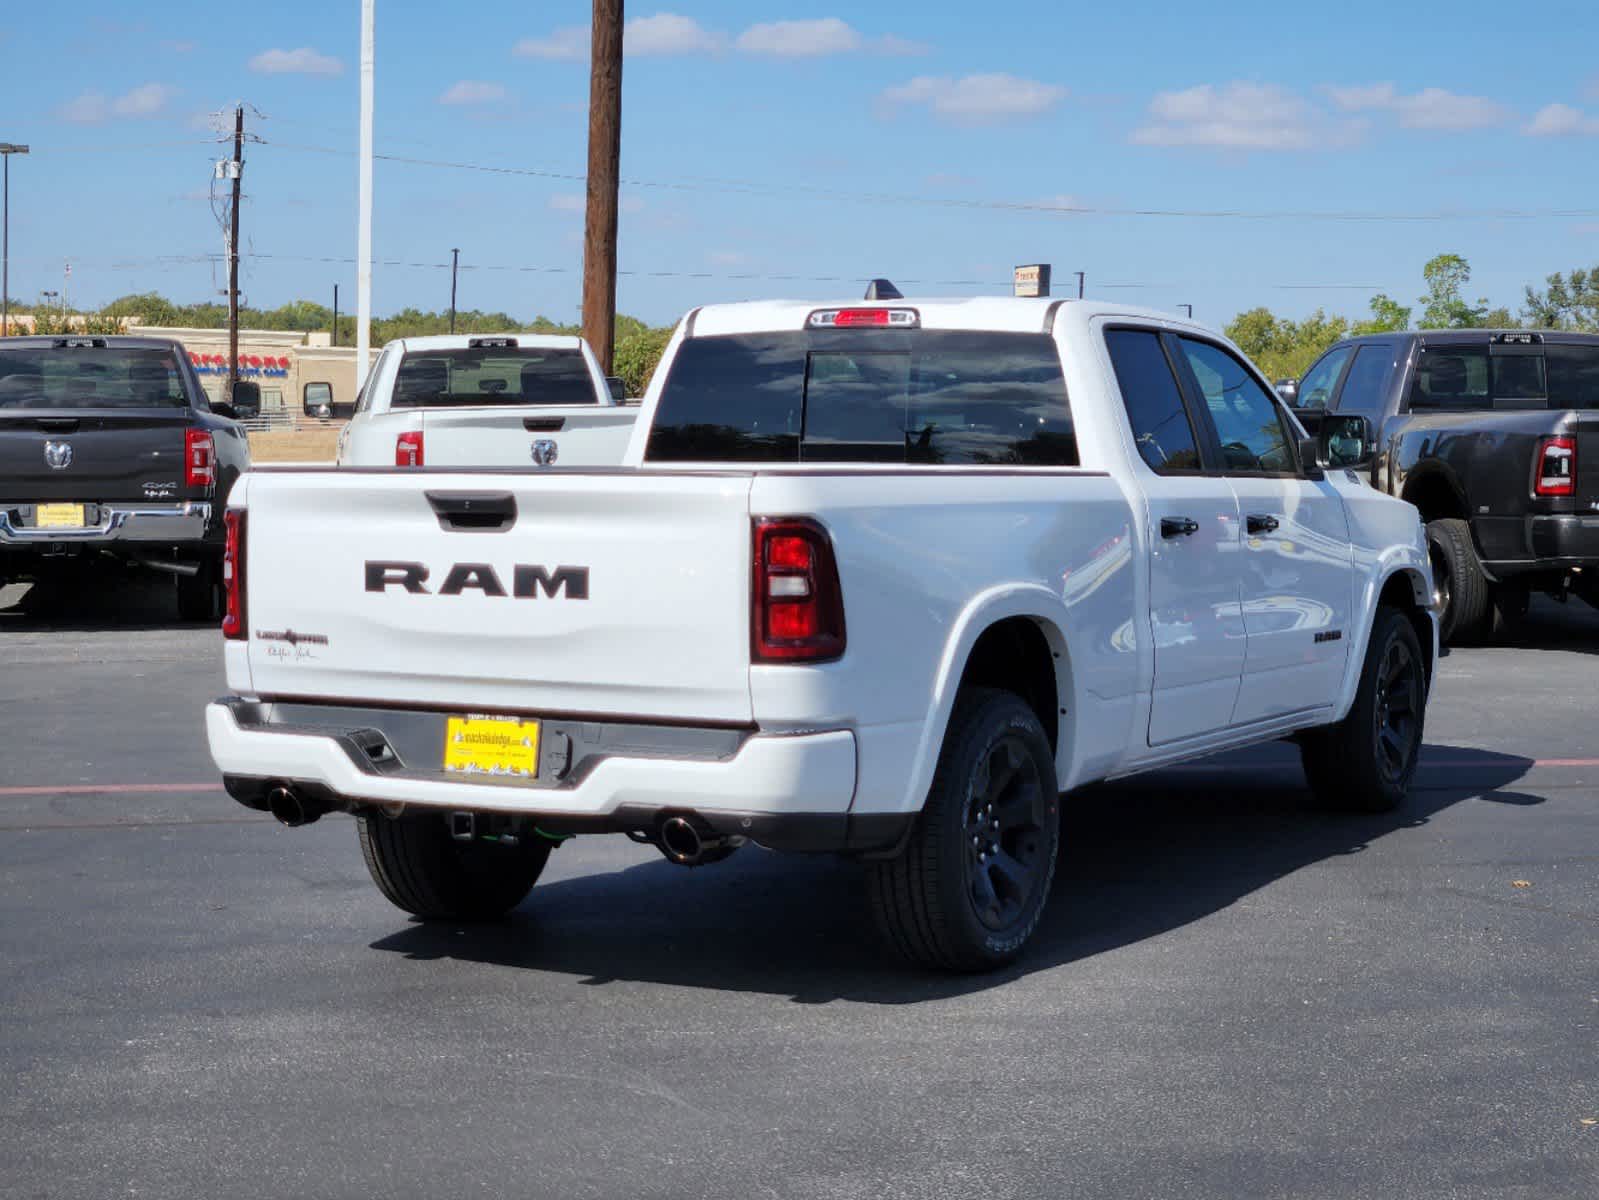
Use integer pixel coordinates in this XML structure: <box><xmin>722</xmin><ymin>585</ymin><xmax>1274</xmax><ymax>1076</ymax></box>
<box><xmin>1300</xmin><ymin>607</ymin><xmax>1427</xmax><ymax>813</ymax></box>
<box><xmin>868</xmin><ymin>688</ymin><xmax>1061</xmax><ymax>971</ymax></box>
<box><xmin>358</xmin><ymin>813</ymin><xmax>551</xmax><ymax>920</ymax></box>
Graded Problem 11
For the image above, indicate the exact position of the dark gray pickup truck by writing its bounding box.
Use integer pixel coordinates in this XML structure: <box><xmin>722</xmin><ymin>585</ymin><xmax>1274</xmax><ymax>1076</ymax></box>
<box><xmin>0</xmin><ymin>336</ymin><xmax>251</xmax><ymax>619</ymax></box>
<box><xmin>1291</xmin><ymin>329</ymin><xmax>1599</xmax><ymax>642</ymax></box>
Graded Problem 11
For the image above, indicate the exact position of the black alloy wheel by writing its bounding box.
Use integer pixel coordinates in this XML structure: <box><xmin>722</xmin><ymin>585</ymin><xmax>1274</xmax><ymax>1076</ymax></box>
<box><xmin>1372</xmin><ymin>633</ymin><xmax>1423</xmax><ymax>787</ymax></box>
<box><xmin>963</xmin><ymin>736</ymin><xmax>1051</xmax><ymax>933</ymax></box>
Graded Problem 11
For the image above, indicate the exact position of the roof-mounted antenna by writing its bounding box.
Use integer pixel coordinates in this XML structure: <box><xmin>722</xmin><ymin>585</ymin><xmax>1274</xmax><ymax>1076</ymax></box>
<box><xmin>864</xmin><ymin>278</ymin><xmax>903</xmax><ymax>301</ymax></box>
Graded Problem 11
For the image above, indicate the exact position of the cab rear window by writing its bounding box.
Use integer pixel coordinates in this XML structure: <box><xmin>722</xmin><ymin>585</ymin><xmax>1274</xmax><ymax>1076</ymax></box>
<box><xmin>645</xmin><ymin>330</ymin><xmax>1078</xmax><ymax>466</ymax></box>
<box><xmin>391</xmin><ymin>347</ymin><xmax>594</xmax><ymax>408</ymax></box>
<box><xmin>0</xmin><ymin>346</ymin><xmax>187</xmax><ymax>409</ymax></box>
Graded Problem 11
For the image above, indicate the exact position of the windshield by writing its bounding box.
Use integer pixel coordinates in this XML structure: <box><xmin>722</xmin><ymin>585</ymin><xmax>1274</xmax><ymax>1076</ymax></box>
<box><xmin>0</xmin><ymin>346</ymin><xmax>189</xmax><ymax>410</ymax></box>
<box><xmin>391</xmin><ymin>347</ymin><xmax>596</xmax><ymax>408</ymax></box>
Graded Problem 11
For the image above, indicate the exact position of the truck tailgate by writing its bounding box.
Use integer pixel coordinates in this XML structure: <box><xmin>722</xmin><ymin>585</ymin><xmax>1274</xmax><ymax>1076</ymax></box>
<box><xmin>420</xmin><ymin>407</ymin><xmax>637</xmax><ymax>468</ymax></box>
<box><xmin>241</xmin><ymin>470</ymin><xmax>755</xmax><ymax>722</ymax></box>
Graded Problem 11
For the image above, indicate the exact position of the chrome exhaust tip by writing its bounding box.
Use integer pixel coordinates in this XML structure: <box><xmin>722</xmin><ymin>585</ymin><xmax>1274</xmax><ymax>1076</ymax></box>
<box><xmin>266</xmin><ymin>783</ymin><xmax>321</xmax><ymax>828</ymax></box>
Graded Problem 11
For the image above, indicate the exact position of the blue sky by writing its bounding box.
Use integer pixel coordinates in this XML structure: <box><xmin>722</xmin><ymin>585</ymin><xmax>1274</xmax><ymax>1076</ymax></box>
<box><xmin>3</xmin><ymin>0</ymin><xmax>1598</xmax><ymax>329</ymax></box>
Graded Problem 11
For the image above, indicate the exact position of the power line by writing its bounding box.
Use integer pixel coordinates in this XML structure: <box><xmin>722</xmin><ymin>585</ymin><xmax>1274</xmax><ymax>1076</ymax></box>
<box><xmin>255</xmin><ymin>136</ymin><xmax>1599</xmax><ymax>225</ymax></box>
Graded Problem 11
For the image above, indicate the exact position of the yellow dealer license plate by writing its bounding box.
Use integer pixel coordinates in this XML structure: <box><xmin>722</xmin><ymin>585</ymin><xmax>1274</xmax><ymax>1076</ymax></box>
<box><xmin>443</xmin><ymin>715</ymin><xmax>540</xmax><ymax>779</ymax></box>
<box><xmin>36</xmin><ymin>503</ymin><xmax>86</xmax><ymax>529</ymax></box>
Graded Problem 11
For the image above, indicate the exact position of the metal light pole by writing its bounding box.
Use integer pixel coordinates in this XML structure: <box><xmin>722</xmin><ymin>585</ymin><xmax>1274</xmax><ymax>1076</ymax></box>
<box><xmin>332</xmin><ymin>283</ymin><xmax>339</xmax><ymax>347</ymax></box>
<box><xmin>1178</xmin><ymin>304</ymin><xmax>1193</xmax><ymax>319</ymax></box>
<box><xmin>1</xmin><ymin>143</ymin><xmax>30</xmax><ymax>338</ymax></box>
<box><xmin>449</xmin><ymin>247</ymin><xmax>459</xmax><ymax>334</ymax></box>
<box><xmin>356</xmin><ymin>0</ymin><xmax>375</xmax><ymax>386</ymax></box>
<box><xmin>1073</xmin><ymin>271</ymin><xmax>1085</xmax><ymax>299</ymax></box>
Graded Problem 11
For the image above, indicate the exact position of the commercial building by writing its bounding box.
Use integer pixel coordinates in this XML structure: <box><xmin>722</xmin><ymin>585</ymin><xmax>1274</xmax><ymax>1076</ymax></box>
<box><xmin>138</xmin><ymin>326</ymin><xmax>365</xmax><ymax>415</ymax></box>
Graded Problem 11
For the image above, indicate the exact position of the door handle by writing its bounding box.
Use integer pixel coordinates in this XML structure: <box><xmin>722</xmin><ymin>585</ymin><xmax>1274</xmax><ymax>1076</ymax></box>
<box><xmin>1160</xmin><ymin>517</ymin><xmax>1200</xmax><ymax>539</ymax></box>
<box><xmin>1246</xmin><ymin>514</ymin><xmax>1280</xmax><ymax>535</ymax></box>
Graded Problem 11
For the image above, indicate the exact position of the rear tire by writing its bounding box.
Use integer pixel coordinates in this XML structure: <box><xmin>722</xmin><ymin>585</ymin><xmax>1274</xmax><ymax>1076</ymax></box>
<box><xmin>1425</xmin><ymin>517</ymin><xmax>1488</xmax><ymax>644</ymax></box>
<box><xmin>357</xmin><ymin>813</ymin><xmax>551</xmax><ymax>920</ymax></box>
<box><xmin>175</xmin><ymin>557</ymin><xmax>223</xmax><ymax>622</ymax></box>
<box><xmin>868</xmin><ymin>688</ymin><xmax>1060</xmax><ymax>971</ymax></box>
<box><xmin>1300</xmin><ymin>606</ymin><xmax>1426</xmax><ymax>813</ymax></box>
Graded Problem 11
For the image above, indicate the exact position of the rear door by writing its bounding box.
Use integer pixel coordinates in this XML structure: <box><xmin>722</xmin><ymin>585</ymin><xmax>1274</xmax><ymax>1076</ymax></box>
<box><xmin>1103</xmin><ymin>326</ymin><xmax>1246</xmax><ymax>745</ymax></box>
<box><xmin>1170</xmin><ymin>335</ymin><xmax>1351</xmax><ymax>725</ymax></box>
<box><xmin>241</xmin><ymin>470</ymin><xmax>757</xmax><ymax>723</ymax></box>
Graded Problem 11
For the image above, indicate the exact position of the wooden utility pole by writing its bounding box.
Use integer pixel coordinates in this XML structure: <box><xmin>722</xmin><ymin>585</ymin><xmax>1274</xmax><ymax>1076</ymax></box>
<box><xmin>582</xmin><ymin>0</ymin><xmax>623</xmax><ymax>373</ymax></box>
<box><xmin>227</xmin><ymin>105</ymin><xmax>243</xmax><ymax>399</ymax></box>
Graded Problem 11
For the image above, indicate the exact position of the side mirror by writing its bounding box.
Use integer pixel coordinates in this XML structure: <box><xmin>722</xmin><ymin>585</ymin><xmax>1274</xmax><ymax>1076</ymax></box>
<box><xmin>1274</xmin><ymin>378</ymin><xmax>1300</xmax><ymax>406</ymax></box>
<box><xmin>314</xmin><ymin>403</ymin><xmax>332</xmax><ymax>419</ymax></box>
<box><xmin>230</xmin><ymin>379</ymin><xmax>261</xmax><ymax>417</ymax></box>
<box><xmin>1319</xmin><ymin>413</ymin><xmax>1375</xmax><ymax>469</ymax></box>
<box><xmin>605</xmin><ymin>375</ymin><xmax>627</xmax><ymax>402</ymax></box>
<box><xmin>303</xmin><ymin>381</ymin><xmax>334</xmax><ymax>418</ymax></box>
<box><xmin>211</xmin><ymin>401</ymin><xmax>240</xmax><ymax>421</ymax></box>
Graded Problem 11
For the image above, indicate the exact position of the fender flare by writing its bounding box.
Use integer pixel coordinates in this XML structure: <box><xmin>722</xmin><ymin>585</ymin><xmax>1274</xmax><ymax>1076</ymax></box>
<box><xmin>1334</xmin><ymin>560</ymin><xmax>1436</xmax><ymax>721</ymax></box>
<box><xmin>897</xmin><ymin>584</ymin><xmax>1076</xmax><ymax>814</ymax></box>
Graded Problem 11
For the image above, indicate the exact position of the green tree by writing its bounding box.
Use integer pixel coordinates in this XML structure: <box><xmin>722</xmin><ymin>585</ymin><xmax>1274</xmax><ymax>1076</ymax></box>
<box><xmin>1522</xmin><ymin>267</ymin><xmax>1599</xmax><ymax>331</ymax></box>
<box><xmin>1351</xmin><ymin>292</ymin><xmax>1412</xmax><ymax>334</ymax></box>
<box><xmin>1418</xmin><ymin>253</ymin><xmax>1489</xmax><ymax>329</ymax></box>
<box><xmin>101</xmin><ymin>292</ymin><xmax>180</xmax><ymax>326</ymax></box>
<box><xmin>612</xmin><ymin>325</ymin><xmax>673</xmax><ymax>397</ymax></box>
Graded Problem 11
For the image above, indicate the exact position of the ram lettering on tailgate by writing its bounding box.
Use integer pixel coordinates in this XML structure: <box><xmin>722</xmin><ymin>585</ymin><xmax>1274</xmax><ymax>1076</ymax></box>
<box><xmin>363</xmin><ymin>561</ymin><xmax>590</xmax><ymax>599</ymax></box>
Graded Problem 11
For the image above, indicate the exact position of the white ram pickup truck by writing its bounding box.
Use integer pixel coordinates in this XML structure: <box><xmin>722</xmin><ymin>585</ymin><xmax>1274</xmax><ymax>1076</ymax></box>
<box><xmin>207</xmin><ymin>297</ymin><xmax>1437</xmax><ymax>970</ymax></box>
<box><xmin>336</xmin><ymin>333</ymin><xmax>636</xmax><ymax>468</ymax></box>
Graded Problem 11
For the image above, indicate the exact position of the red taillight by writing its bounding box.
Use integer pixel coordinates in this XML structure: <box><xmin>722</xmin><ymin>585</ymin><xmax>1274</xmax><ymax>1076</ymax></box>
<box><xmin>396</xmin><ymin>430</ymin><xmax>424</xmax><ymax>467</ymax></box>
<box><xmin>1534</xmin><ymin>436</ymin><xmax>1576</xmax><ymax>497</ymax></box>
<box><xmin>752</xmin><ymin>518</ymin><xmax>845</xmax><ymax>663</ymax></box>
<box><xmin>185</xmin><ymin>429</ymin><xmax>215</xmax><ymax>488</ymax></box>
<box><xmin>222</xmin><ymin>509</ymin><xmax>246</xmax><ymax>640</ymax></box>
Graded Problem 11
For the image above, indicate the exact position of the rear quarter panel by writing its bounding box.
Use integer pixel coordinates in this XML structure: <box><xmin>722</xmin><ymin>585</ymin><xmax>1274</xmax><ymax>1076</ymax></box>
<box><xmin>747</xmin><ymin>469</ymin><xmax>1140</xmax><ymax>816</ymax></box>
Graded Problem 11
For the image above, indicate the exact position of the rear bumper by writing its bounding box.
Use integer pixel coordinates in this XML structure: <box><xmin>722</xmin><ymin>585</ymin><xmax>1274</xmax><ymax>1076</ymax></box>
<box><xmin>0</xmin><ymin>502</ymin><xmax>211</xmax><ymax>547</ymax></box>
<box><xmin>1482</xmin><ymin>514</ymin><xmax>1599</xmax><ymax>578</ymax></box>
<box><xmin>205</xmin><ymin>698</ymin><xmax>894</xmax><ymax>852</ymax></box>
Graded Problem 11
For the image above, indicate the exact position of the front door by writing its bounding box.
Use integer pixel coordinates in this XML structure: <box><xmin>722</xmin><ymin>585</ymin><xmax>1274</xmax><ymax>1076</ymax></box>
<box><xmin>1170</xmin><ymin>335</ymin><xmax>1352</xmax><ymax>725</ymax></box>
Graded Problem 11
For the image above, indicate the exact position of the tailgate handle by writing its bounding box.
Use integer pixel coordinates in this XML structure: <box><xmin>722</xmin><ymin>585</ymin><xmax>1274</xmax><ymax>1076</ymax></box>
<box><xmin>523</xmin><ymin>417</ymin><xmax>565</xmax><ymax>432</ymax></box>
<box><xmin>34</xmin><ymin>417</ymin><xmax>80</xmax><ymax>433</ymax></box>
<box><xmin>425</xmin><ymin>491</ymin><xmax>518</xmax><ymax>532</ymax></box>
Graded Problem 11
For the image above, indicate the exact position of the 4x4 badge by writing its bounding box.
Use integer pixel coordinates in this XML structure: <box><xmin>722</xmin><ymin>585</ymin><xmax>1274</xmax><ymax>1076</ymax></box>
<box><xmin>43</xmin><ymin>441</ymin><xmax>73</xmax><ymax>470</ymax></box>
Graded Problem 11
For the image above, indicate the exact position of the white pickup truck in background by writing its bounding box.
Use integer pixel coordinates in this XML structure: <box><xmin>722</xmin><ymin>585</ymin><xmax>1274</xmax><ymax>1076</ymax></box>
<box><xmin>336</xmin><ymin>333</ymin><xmax>637</xmax><ymax>468</ymax></box>
<box><xmin>209</xmin><ymin>297</ymin><xmax>1437</xmax><ymax>970</ymax></box>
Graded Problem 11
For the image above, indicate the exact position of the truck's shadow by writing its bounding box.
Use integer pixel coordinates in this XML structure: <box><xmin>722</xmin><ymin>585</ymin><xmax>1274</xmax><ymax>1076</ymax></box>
<box><xmin>370</xmin><ymin>745</ymin><xmax>1539</xmax><ymax>1004</ymax></box>
<box><xmin>0</xmin><ymin>578</ymin><xmax>198</xmax><ymax>631</ymax></box>
<box><xmin>1499</xmin><ymin>595</ymin><xmax>1599</xmax><ymax>656</ymax></box>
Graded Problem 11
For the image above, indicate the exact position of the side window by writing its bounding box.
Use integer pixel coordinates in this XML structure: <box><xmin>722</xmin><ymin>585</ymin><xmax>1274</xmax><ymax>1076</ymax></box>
<box><xmin>1177</xmin><ymin>337</ymin><xmax>1294</xmax><ymax>473</ymax></box>
<box><xmin>1104</xmin><ymin>328</ymin><xmax>1201</xmax><ymax>472</ymax></box>
<box><xmin>1296</xmin><ymin>346</ymin><xmax>1353</xmax><ymax>410</ymax></box>
<box><xmin>1332</xmin><ymin>344</ymin><xmax>1394</xmax><ymax>417</ymax></box>
<box><xmin>1410</xmin><ymin>346</ymin><xmax>1489</xmax><ymax>410</ymax></box>
<box><xmin>1547</xmin><ymin>344</ymin><xmax>1599</xmax><ymax>408</ymax></box>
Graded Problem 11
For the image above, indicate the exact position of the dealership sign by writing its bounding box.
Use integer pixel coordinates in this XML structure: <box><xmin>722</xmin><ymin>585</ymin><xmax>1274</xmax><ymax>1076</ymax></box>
<box><xmin>189</xmin><ymin>351</ymin><xmax>290</xmax><ymax>378</ymax></box>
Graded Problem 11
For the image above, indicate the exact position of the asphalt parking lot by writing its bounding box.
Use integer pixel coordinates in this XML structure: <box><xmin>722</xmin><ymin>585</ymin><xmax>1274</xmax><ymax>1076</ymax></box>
<box><xmin>2</xmin><ymin>578</ymin><xmax>1596</xmax><ymax>1199</ymax></box>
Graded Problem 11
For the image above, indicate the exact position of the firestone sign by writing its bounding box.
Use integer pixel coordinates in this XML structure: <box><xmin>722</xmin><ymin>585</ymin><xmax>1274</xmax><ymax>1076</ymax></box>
<box><xmin>189</xmin><ymin>351</ymin><xmax>290</xmax><ymax>378</ymax></box>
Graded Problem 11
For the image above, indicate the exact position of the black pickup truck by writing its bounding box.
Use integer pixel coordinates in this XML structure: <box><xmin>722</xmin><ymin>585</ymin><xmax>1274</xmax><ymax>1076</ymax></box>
<box><xmin>1291</xmin><ymin>329</ymin><xmax>1599</xmax><ymax>642</ymax></box>
<box><xmin>0</xmin><ymin>336</ymin><xmax>251</xmax><ymax>619</ymax></box>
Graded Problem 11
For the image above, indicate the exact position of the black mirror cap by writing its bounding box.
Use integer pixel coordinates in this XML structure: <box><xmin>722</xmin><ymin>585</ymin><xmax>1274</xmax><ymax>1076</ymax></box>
<box><xmin>605</xmin><ymin>375</ymin><xmax>627</xmax><ymax>402</ymax></box>
<box><xmin>1298</xmin><ymin>434</ymin><xmax>1327</xmax><ymax>479</ymax></box>
<box><xmin>230</xmin><ymin>379</ymin><xmax>262</xmax><ymax>416</ymax></box>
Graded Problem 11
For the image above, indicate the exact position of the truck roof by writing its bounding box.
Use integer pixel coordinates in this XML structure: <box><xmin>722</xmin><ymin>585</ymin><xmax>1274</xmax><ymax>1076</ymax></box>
<box><xmin>1337</xmin><ymin>329</ymin><xmax>1599</xmax><ymax>347</ymax></box>
<box><xmin>685</xmin><ymin>297</ymin><xmax>1207</xmax><ymax>337</ymax></box>
<box><xmin>0</xmin><ymin>334</ymin><xmax>188</xmax><ymax>351</ymax></box>
<box><xmin>391</xmin><ymin>333</ymin><xmax>585</xmax><ymax>353</ymax></box>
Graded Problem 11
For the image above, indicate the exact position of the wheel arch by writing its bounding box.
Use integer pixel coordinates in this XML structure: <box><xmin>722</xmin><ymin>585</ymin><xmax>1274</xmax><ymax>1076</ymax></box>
<box><xmin>1400</xmin><ymin>464</ymin><xmax>1469</xmax><ymax>526</ymax></box>
<box><xmin>901</xmin><ymin>587</ymin><xmax>1076</xmax><ymax>815</ymax></box>
<box><xmin>1336</xmin><ymin>563</ymin><xmax>1438</xmax><ymax>720</ymax></box>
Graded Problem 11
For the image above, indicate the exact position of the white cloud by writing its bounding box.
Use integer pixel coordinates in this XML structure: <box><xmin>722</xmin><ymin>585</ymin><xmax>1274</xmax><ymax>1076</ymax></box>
<box><xmin>881</xmin><ymin>74</ymin><xmax>1066</xmax><ymax>125</ymax></box>
<box><xmin>58</xmin><ymin>83</ymin><xmax>178</xmax><ymax>123</ymax></box>
<box><xmin>248</xmin><ymin>47</ymin><xmax>344</xmax><ymax>76</ymax></box>
<box><xmin>513</xmin><ymin>26</ymin><xmax>588</xmax><ymax>61</ymax></box>
<box><xmin>627</xmin><ymin>13</ymin><xmax>725</xmax><ymax>55</ymax></box>
<box><xmin>737</xmin><ymin>18</ymin><xmax>861</xmax><ymax>56</ymax></box>
<box><xmin>1132</xmin><ymin>82</ymin><xmax>1326</xmax><ymax>150</ymax></box>
<box><xmin>439</xmin><ymin>80</ymin><xmax>509</xmax><ymax>106</ymax></box>
<box><xmin>1323</xmin><ymin>82</ymin><xmax>1507</xmax><ymax>130</ymax></box>
<box><xmin>1525</xmin><ymin>102</ymin><xmax>1599</xmax><ymax>137</ymax></box>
